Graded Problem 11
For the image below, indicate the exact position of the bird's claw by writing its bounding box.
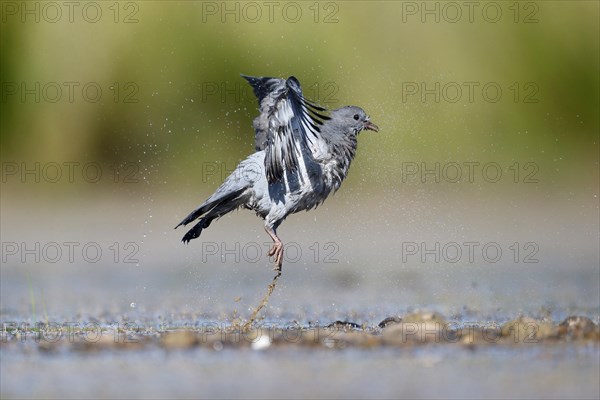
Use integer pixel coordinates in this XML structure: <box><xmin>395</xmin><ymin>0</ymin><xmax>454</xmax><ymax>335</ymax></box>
<box><xmin>268</xmin><ymin>242</ymin><xmax>283</xmax><ymax>271</ymax></box>
<box><xmin>274</xmin><ymin>256</ymin><xmax>282</xmax><ymax>272</ymax></box>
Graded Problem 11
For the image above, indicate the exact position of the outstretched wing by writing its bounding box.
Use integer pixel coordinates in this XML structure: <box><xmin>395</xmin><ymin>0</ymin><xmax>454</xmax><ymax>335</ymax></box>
<box><xmin>242</xmin><ymin>75</ymin><xmax>330</xmax><ymax>184</ymax></box>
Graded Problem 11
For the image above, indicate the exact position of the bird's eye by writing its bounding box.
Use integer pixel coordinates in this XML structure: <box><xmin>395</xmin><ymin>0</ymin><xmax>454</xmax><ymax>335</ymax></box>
<box><xmin>353</xmin><ymin>114</ymin><xmax>360</xmax><ymax>120</ymax></box>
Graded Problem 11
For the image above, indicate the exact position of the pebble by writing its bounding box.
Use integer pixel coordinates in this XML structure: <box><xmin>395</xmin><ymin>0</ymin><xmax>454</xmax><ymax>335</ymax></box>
<box><xmin>559</xmin><ymin>316</ymin><xmax>599</xmax><ymax>339</ymax></box>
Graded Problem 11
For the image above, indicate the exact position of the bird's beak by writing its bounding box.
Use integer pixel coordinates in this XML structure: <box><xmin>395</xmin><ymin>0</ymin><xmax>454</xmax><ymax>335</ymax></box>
<box><xmin>363</xmin><ymin>120</ymin><xmax>379</xmax><ymax>132</ymax></box>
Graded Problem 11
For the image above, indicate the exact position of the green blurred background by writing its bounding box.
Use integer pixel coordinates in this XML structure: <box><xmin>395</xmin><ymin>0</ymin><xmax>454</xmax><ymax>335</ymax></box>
<box><xmin>1</xmin><ymin>1</ymin><xmax>598</xmax><ymax>193</ymax></box>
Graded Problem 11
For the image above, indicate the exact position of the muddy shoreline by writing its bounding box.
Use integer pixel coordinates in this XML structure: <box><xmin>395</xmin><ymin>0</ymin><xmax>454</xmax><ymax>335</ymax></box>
<box><xmin>3</xmin><ymin>314</ymin><xmax>598</xmax><ymax>353</ymax></box>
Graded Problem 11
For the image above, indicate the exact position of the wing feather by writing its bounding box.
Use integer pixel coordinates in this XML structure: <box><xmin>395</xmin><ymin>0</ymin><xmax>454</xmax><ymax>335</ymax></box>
<box><xmin>242</xmin><ymin>74</ymin><xmax>329</xmax><ymax>184</ymax></box>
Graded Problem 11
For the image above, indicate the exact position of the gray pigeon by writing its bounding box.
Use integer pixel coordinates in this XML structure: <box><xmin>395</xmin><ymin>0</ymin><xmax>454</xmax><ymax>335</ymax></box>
<box><xmin>176</xmin><ymin>75</ymin><xmax>378</xmax><ymax>271</ymax></box>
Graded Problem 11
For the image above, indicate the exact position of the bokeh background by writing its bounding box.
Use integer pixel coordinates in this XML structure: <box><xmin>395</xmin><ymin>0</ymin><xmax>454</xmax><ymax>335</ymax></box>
<box><xmin>1</xmin><ymin>1</ymin><xmax>599</xmax><ymax>399</ymax></box>
<box><xmin>2</xmin><ymin>1</ymin><xmax>598</xmax><ymax>178</ymax></box>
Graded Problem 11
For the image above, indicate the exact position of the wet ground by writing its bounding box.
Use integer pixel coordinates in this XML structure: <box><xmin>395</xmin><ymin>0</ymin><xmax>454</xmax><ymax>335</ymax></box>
<box><xmin>1</xmin><ymin>314</ymin><xmax>599</xmax><ymax>399</ymax></box>
<box><xmin>1</xmin><ymin>193</ymin><xmax>599</xmax><ymax>398</ymax></box>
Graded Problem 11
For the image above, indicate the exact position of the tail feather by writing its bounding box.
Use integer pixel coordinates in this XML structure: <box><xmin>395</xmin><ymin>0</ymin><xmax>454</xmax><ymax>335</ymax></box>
<box><xmin>175</xmin><ymin>200</ymin><xmax>216</xmax><ymax>229</ymax></box>
<box><xmin>176</xmin><ymin>187</ymin><xmax>247</xmax><ymax>243</ymax></box>
<box><xmin>181</xmin><ymin>218</ymin><xmax>211</xmax><ymax>244</ymax></box>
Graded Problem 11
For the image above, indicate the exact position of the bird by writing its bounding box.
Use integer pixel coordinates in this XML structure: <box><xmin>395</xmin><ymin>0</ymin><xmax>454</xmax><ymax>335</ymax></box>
<box><xmin>175</xmin><ymin>75</ymin><xmax>379</xmax><ymax>270</ymax></box>
<box><xmin>176</xmin><ymin>75</ymin><xmax>377</xmax><ymax>326</ymax></box>
<box><xmin>176</xmin><ymin>74</ymin><xmax>378</xmax><ymax>272</ymax></box>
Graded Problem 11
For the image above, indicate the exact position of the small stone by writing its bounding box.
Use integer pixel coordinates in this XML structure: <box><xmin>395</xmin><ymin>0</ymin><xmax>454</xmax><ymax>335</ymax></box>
<box><xmin>161</xmin><ymin>330</ymin><xmax>198</xmax><ymax>348</ymax></box>
<box><xmin>325</xmin><ymin>321</ymin><xmax>362</xmax><ymax>330</ymax></box>
<box><xmin>251</xmin><ymin>335</ymin><xmax>271</xmax><ymax>350</ymax></box>
<box><xmin>559</xmin><ymin>316</ymin><xmax>598</xmax><ymax>339</ymax></box>
<box><xmin>382</xmin><ymin>312</ymin><xmax>447</xmax><ymax>344</ymax></box>
<box><xmin>378</xmin><ymin>316</ymin><xmax>402</xmax><ymax>328</ymax></box>
<box><xmin>501</xmin><ymin>317</ymin><xmax>558</xmax><ymax>343</ymax></box>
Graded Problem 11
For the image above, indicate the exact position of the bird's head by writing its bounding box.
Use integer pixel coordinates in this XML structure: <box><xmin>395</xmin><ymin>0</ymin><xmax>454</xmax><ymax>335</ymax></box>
<box><xmin>329</xmin><ymin>106</ymin><xmax>379</xmax><ymax>136</ymax></box>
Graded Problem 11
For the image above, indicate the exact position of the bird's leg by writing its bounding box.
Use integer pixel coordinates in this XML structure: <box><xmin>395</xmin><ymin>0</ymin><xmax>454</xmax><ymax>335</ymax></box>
<box><xmin>241</xmin><ymin>226</ymin><xmax>284</xmax><ymax>331</ymax></box>
<box><xmin>265</xmin><ymin>226</ymin><xmax>284</xmax><ymax>272</ymax></box>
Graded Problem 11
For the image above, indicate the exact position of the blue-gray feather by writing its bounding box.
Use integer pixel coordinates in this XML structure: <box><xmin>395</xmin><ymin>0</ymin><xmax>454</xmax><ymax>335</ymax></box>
<box><xmin>177</xmin><ymin>75</ymin><xmax>377</xmax><ymax>245</ymax></box>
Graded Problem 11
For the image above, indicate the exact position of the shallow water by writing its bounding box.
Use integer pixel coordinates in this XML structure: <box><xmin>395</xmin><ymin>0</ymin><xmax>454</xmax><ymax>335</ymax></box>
<box><xmin>2</xmin><ymin>341</ymin><xmax>599</xmax><ymax>399</ymax></box>
<box><xmin>1</xmin><ymin>195</ymin><xmax>599</xmax><ymax>398</ymax></box>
